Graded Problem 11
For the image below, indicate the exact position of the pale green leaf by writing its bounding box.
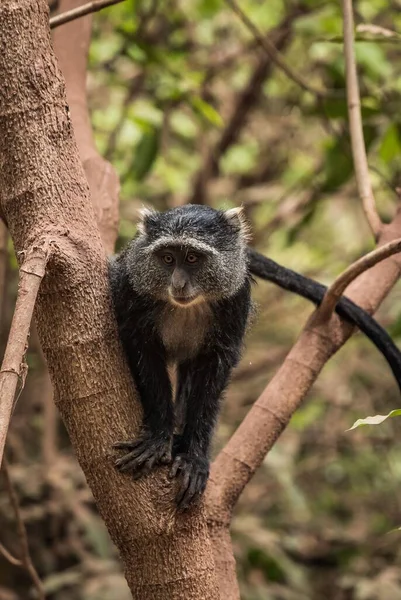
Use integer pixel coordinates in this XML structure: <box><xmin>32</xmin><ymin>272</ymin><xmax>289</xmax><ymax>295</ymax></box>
<box><xmin>347</xmin><ymin>409</ymin><xmax>401</xmax><ymax>431</ymax></box>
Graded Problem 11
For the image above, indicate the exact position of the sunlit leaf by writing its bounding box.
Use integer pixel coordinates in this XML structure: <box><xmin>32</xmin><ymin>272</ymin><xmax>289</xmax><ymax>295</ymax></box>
<box><xmin>347</xmin><ymin>409</ymin><xmax>401</xmax><ymax>431</ymax></box>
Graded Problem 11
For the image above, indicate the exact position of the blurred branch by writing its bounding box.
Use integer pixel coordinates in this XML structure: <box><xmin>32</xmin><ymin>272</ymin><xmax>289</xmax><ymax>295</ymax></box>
<box><xmin>0</xmin><ymin>241</ymin><xmax>51</xmax><ymax>467</ymax></box>
<box><xmin>317</xmin><ymin>238</ymin><xmax>401</xmax><ymax>321</ymax></box>
<box><xmin>104</xmin><ymin>73</ymin><xmax>145</xmax><ymax>161</ymax></box>
<box><xmin>342</xmin><ymin>0</ymin><xmax>382</xmax><ymax>238</ymax></box>
<box><xmin>224</xmin><ymin>0</ymin><xmax>332</xmax><ymax>98</ymax></box>
<box><xmin>0</xmin><ymin>540</ymin><xmax>22</xmax><ymax>567</ymax></box>
<box><xmin>188</xmin><ymin>10</ymin><xmax>300</xmax><ymax>205</ymax></box>
<box><xmin>2</xmin><ymin>459</ymin><xmax>45</xmax><ymax>599</ymax></box>
<box><xmin>49</xmin><ymin>0</ymin><xmax>125</xmax><ymax>28</ymax></box>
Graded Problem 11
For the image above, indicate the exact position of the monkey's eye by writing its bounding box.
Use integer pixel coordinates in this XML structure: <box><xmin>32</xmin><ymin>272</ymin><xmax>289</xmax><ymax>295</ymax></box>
<box><xmin>186</xmin><ymin>253</ymin><xmax>199</xmax><ymax>264</ymax></box>
<box><xmin>162</xmin><ymin>253</ymin><xmax>175</xmax><ymax>266</ymax></box>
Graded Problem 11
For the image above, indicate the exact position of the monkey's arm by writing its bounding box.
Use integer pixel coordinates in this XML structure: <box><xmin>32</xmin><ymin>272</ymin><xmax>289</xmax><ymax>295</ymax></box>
<box><xmin>113</xmin><ymin>332</ymin><xmax>175</xmax><ymax>474</ymax></box>
<box><xmin>247</xmin><ymin>248</ymin><xmax>401</xmax><ymax>391</ymax></box>
<box><xmin>109</xmin><ymin>261</ymin><xmax>175</xmax><ymax>474</ymax></box>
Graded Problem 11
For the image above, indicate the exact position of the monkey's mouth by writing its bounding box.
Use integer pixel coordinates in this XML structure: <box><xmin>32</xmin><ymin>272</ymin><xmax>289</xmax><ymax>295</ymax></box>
<box><xmin>169</xmin><ymin>294</ymin><xmax>200</xmax><ymax>307</ymax></box>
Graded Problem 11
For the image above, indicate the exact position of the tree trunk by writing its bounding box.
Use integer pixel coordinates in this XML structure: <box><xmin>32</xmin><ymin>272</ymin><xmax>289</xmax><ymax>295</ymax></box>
<box><xmin>0</xmin><ymin>1</ymin><xmax>219</xmax><ymax>598</ymax></box>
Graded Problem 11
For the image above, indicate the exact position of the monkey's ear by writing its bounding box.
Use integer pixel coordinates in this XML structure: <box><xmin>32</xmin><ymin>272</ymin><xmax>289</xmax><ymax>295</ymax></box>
<box><xmin>224</xmin><ymin>206</ymin><xmax>251</xmax><ymax>242</ymax></box>
<box><xmin>137</xmin><ymin>206</ymin><xmax>157</xmax><ymax>234</ymax></box>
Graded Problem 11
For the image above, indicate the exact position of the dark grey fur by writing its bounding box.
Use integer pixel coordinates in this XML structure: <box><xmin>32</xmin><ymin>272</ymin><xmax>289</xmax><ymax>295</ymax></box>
<box><xmin>110</xmin><ymin>205</ymin><xmax>252</xmax><ymax>509</ymax></box>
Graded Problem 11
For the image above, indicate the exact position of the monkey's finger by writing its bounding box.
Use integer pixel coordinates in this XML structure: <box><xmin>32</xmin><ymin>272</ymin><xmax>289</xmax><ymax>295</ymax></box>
<box><xmin>176</xmin><ymin>471</ymin><xmax>192</xmax><ymax>507</ymax></box>
<box><xmin>116</xmin><ymin>447</ymin><xmax>152</xmax><ymax>471</ymax></box>
<box><xmin>115</xmin><ymin>443</ymin><xmax>155</xmax><ymax>466</ymax></box>
<box><xmin>178</xmin><ymin>474</ymin><xmax>199</xmax><ymax>511</ymax></box>
<box><xmin>169</xmin><ymin>457</ymin><xmax>182</xmax><ymax>478</ymax></box>
<box><xmin>113</xmin><ymin>440</ymin><xmax>144</xmax><ymax>450</ymax></box>
<box><xmin>131</xmin><ymin>456</ymin><xmax>157</xmax><ymax>479</ymax></box>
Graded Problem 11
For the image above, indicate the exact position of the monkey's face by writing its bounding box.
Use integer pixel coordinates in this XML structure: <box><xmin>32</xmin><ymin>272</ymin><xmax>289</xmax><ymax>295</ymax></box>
<box><xmin>126</xmin><ymin>204</ymin><xmax>250</xmax><ymax>304</ymax></box>
<box><xmin>153</xmin><ymin>245</ymin><xmax>206</xmax><ymax>307</ymax></box>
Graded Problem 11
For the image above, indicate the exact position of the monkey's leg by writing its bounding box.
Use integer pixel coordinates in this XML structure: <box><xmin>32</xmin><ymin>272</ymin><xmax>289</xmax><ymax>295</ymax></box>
<box><xmin>170</xmin><ymin>352</ymin><xmax>234</xmax><ymax>510</ymax></box>
<box><xmin>114</xmin><ymin>341</ymin><xmax>174</xmax><ymax>477</ymax></box>
<box><xmin>248</xmin><ymin>248</ymin><xmax>401</xmax><ymax>392</ymax></box>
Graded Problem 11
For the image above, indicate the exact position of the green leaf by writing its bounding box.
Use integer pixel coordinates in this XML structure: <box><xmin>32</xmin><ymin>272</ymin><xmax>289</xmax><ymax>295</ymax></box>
<box><xmin>131</xmin><ymin>127</ymin><xmax>160</xmax><ymax>181</ymax></box>
<box><xmin>347</xmin><ymin>409</ymin><xmax>401</xmax><ymax>431</ymax></box>
<box><xmin>190</xmin><ymin>96</ymin><xmax>223</xmax><ymax>127</ymax></box>
<box><xmin>379</xmin><ymin>123</ymin><xmax>401</xmax><ymax>163</ymax></box>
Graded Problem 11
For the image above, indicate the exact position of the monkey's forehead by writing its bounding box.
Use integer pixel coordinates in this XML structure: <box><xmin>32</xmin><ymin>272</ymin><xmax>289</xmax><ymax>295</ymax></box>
<box><xmin>145</xmin><ymin>236</ymin><xmax>220</xmax><ymax>255</ymax></box>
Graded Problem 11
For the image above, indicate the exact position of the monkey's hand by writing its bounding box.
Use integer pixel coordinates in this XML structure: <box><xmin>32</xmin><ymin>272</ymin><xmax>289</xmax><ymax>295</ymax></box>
<box><xmin>113</xmin><ymin>432</ymin><xmax>172</xmax><ymax>478</ymax></box>
<box><xmin>169</xmin><ymin>454</ymin><xmax>210</xmax><ymax>510</ymax></box>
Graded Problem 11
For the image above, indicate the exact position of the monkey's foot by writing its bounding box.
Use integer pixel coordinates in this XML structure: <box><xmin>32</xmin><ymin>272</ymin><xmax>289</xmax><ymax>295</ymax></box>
<box><xmin>113</xmin><ymin>433</ymin><xmax>172</xmax><ymax>478</ymax></box>
<box><xmin>169</xmin><ymin>454</ymin><xmax>210</xmax><ymax>511</ymax></box>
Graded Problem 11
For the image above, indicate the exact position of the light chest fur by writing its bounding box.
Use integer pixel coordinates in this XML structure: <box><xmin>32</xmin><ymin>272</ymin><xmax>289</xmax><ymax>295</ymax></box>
<box><xmin>158</xmin><ymin>301</ymin><xmax>212</xmax><ymax>363</ymax></box>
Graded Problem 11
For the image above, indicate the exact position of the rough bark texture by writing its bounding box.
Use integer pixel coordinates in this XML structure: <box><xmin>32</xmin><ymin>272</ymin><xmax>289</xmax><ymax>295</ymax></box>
<box><xmin>0</xmin><ymin>2</ymin><xmax>219</xmax><ymax>598</ymax></box>
<box><xmin>52</xmin><ymin>0</ymin><xmax>119</xmax><ymax>253</ymax></box>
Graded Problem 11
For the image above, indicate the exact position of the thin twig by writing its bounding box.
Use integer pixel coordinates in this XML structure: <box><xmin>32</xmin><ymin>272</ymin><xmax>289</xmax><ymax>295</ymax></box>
<box><xmin>49</xmin><ymin>0</ymin><xmax>126</xmax><ymax>29</ymax></box>
<box><xmin>317</xmin><ymin>238</ymin><xmax>401</xmax><ymax>321</ymax></box>
<box><xmin>342</xmin><ymin>0</ymin><xmax>382</xmax><ymax>238</ymax></box>
<box><xmin>0</xmin><ymin>240</ymin><xmax>52</xmax><ymax>466</ymax></box>
<box><xmin>0</xmin><ymin>540</ymin><xmax>22</xmax><ymax>566</ymax></box>
<box><xmin>224</xmin><ymin>0</ymin><xmax>330</xmax><ymax>98</ymax></box>
<box><xmin>2</xmin><ymin>459</ymin><xmax>45</xmax><ymax>599</ymax></box>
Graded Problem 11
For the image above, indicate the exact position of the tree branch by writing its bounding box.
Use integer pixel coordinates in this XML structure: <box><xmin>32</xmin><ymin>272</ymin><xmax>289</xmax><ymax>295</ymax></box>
<box><xmin>342</xmin><ymin>0</ymin><xmax>382</xmax><ymax>238</ymax></box>
<box><xmin>317</xmin><ymin>238</ymin><xmax>401</xmax><ymax>321</ymax></box>
<box><xmin>2</xmin><ymin>458</ymin><xmax>45</xmax><ymax>599</ymax></box>
<box><xmin>224</xmin><ymin>0</ymin><xmax>330</xmax><ymax>98</ymax></box>
<box><xmin>0</xmin><ymin>240</ymin><xmax>51</xmax><ymax>467</ymax></box>
<box><xmin>49</xmin><ymin>0</ymin><xmax>125</xmax><ymax>29</ymax></box>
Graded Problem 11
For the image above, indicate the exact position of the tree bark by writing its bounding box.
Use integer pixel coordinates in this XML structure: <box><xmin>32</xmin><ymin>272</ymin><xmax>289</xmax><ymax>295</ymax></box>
<box><xmin>0</xmin><ymin>1</ymin><xmax>219</xmax><ymax>598</ymax></box>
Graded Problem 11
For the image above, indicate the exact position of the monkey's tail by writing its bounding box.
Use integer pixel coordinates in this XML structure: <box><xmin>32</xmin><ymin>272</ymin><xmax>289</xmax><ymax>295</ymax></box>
<box><xmin>248</xmin><ymin>248</ymin><xmax>401</xmax><ymax>393</ymax></box>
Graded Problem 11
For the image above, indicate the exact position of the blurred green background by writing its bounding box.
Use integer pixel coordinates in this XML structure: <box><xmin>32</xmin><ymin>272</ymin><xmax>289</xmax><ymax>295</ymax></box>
<box><xmin>1</xmin><ymin>1</ymin><xmax>401</xmax><ymax>598</ymax></box>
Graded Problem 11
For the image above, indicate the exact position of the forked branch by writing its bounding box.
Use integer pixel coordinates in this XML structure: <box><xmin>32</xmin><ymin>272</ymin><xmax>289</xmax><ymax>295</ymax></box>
<box><xmin>0</xmin><ymin>240</ymin><xmax>51</xmax><ymax>466</ymax></box>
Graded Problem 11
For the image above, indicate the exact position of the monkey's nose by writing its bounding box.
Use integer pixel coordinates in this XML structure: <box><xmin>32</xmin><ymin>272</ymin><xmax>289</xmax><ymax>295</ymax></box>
<box><xmin>171</xmin><ymin>269</ymin><xmax>188</xmax><ymax>291</ymax></box>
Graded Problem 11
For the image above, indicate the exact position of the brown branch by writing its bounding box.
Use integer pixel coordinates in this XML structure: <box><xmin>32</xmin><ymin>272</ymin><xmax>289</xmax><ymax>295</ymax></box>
<box><xmin>342</xmin><ymin>0</ymin><xmax>382</xmax><ymax>238</ymax></box>
<box><xmin>317</xmin><ymin>238</ymin><xmax>401</xmax><ymax>321</ymax></box>
<box><xmin>224</xmin><ymin>0</ymin><xmax>330</xmax><ymax>98</ymax></box>
<box><xmin>49</xmin><ymin>0</ymin><xmax>125</xmax><ymax>29</ymax></box>
<box><xmin>0</xmin><ymin>540</ymin><xmax>22</xmax><ymax>567</ymax></box>
<box><xmin>0</xmin><ymin>241</ymin><xmax>51</xmax><ymax>467</ymax></box>
<box><xmin>2</xmin><ymin>459</ymin><xmax>45</xmax><ymax>599</ymax></box>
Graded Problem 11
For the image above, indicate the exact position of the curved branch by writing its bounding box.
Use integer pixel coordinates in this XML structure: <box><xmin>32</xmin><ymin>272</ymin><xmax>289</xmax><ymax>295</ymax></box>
<box><xmin>342</xmin><ymin>0</ymin><xmax>382</xmax><ymax>238</ymax></box>
<box><xmin>0</xmin><ymin>241</ymin><xmax>51</xmax><ymax>466</ymax></box>
<box><xmin>317</xmin><ymin>238</ymin><xmax>401</xmax><ymax>321</ymax></box>
<box><xmin>50</xmin><ymin>0</ymin><xmax>125</xmax><ymax>29</ymax></box>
